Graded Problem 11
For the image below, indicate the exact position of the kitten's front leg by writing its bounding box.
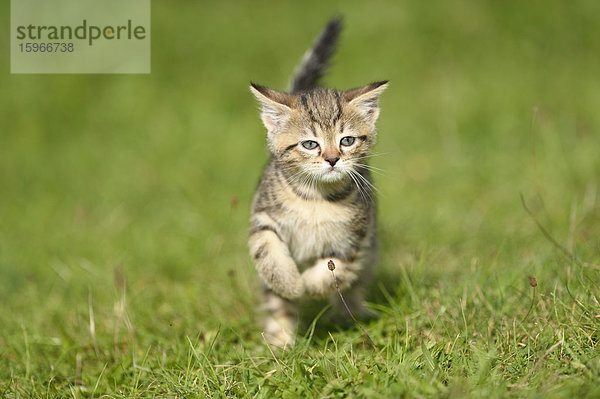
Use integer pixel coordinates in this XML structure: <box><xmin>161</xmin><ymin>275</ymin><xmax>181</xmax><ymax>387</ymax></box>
<box><xmin>249</xmin><ymin>216</ymin><xmax>304</xmax><ymax>299</ymax></box>
<box><xmin>301</xmin><ymin>257</ymin><xmax>359</xmax><ymax>298</ymax></box>
<box><xmin>262</xmin><ymin>285</ymin><xmax>297</xmax><ymax>348</ymax></box>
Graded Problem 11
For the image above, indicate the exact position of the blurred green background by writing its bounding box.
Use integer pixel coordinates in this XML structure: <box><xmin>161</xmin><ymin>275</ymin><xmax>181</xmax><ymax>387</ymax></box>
<box><xmin>1</xmin><ymin>0</ymin><xmax>599</xmax><ymax>396</ymax></box>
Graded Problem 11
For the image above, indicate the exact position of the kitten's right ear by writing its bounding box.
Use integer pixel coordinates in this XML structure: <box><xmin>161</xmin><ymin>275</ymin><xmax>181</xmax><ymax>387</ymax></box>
<box><xmin>344</xmin><ymin>81</ymin><xmax>389</xmax><ymax>125</ymax></box>
<box><xmin>250</xmin><ymin>83</ymin><xmax>296</xmax><ymax>132</ymax></box>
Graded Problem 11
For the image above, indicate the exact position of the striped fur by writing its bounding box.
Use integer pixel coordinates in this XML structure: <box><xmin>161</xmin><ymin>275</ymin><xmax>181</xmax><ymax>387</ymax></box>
<box><xmin>250</xmin><ymin>18</ymin><xmax>388</xmax><ymax>347</ymax></box>
<box><xmin>288</xmin><ymin>17</ymin><xmax>343</xmax><ymax>93</ymax></box>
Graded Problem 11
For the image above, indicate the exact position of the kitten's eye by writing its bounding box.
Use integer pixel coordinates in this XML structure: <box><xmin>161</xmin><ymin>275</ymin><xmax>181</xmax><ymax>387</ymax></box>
<box><xmin>340</xmin><ymin>136</ymin><xmax>356</xmax><ymax>146</ymax></box>
<box><xmin>301</xmin><ymin>140</ymin><xmax>319</xmax><ymax>150</ymax></box>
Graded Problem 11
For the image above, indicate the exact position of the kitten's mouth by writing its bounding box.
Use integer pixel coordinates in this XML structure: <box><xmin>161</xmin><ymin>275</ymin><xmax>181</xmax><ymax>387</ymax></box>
<box><xmin>318</xmin><ymin>167</ymin><xmax>345</xmax><ymax>182</ymax></box>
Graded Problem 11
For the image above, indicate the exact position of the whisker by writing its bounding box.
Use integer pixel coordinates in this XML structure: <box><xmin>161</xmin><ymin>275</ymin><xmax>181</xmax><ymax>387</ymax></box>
<box><xmin>347</xmin><ymin>169</ymin><xmax>368</xmax><ymax>203</ymax></box>
<box><xmin>354</xmin><ymin>171</ymin><xmax>379</xmax><ymax>194</ymax></box>
<box><xmin>349</xmin><ymin>169</ymin><xmax>374</xmax><ymax>203</ymax></box>
<box><xmin>352</xmin><ymin>163</ymin><xmax>385</xmax><ymax>176</ymax></box>
<box><xmin>351</xmin><ymin>152</ymin><xmax>390</xmax><ymax>162</ymax></box>
<box><xmin>353</xmin><ymin>163</ymin><xmax>385</xmax><ymax>172</ymax></box>
<box><xmin>350</xmin><ymin>169</ymin><xmax>378</xmax><ymax>202</ymax></box>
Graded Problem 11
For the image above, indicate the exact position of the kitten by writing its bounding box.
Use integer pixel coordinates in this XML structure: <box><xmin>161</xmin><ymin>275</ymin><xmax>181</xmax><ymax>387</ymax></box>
<box><xmin>249</xmin><ymin>17</ymin><xmax>388</xmax><ymax>347</ymax></box>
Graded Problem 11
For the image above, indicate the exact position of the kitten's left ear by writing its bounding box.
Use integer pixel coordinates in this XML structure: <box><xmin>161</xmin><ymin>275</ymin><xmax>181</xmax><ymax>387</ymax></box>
<box><xmin>250</xmin><ymin>83</ymin><xmax>296</xmax><ymax>132</ymax></box>
<box><xmin>344</xmin><ymin>81</ymin><xmax>389</xmax><ymax>124</ymax></box>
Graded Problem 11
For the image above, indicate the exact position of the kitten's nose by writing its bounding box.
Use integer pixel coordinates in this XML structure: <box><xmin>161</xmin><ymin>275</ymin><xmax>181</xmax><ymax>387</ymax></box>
<box><xmin>325</xmin><ymin>156</ymin><xmax>340</xmax><ymax>167</ymax></box>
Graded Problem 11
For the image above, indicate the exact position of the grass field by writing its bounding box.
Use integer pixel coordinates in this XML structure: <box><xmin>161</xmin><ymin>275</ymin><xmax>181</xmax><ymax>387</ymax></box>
<box><xmin>1</xmin><ymin>1</ymin><xmax>600</xmax><ymax>397</ymax></box>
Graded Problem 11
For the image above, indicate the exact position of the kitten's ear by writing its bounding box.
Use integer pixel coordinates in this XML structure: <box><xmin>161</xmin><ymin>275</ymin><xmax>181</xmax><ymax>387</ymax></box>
<box><xmin>344</xmin><ymin>81</ymin><xmax>389</xmax><ymax>124</ymax></box>
<box><xmin>250</xmin><ymin>83</ymin><xmax>296</xmax><ymax>132</ymax></box>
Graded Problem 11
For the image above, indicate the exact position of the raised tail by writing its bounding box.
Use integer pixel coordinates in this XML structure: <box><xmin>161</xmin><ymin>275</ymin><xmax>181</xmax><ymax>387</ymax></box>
<box><xmin>287</xmin><ymin>16</ymin><xmax>343</xmax><ymax>93</ymax></box>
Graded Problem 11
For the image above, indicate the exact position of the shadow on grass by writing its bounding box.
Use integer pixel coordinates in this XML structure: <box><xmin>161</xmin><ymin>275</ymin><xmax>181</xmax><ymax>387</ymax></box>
<box><xmin>296</xmin><ymin>266</ymin><xmax>407</xmax><ymax>342</ymax></box>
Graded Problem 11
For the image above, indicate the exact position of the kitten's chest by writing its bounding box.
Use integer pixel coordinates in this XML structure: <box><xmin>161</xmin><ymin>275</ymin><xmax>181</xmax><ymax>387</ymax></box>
<box><xmin>278</xmin><ymin>198</ymin><xmax>354</xmax><ymax>266</ymax></box>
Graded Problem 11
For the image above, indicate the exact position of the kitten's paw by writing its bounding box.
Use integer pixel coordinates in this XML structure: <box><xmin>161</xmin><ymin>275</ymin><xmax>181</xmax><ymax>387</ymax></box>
<box><xmin>260</xmin><ymin>260</ymin><xmax>304</xmax><ymax>299</ymax></box>
<box><xmin>263</xmin><ymin>328</ymin><xmax>295</xmax><ymax>349</ymax></box>
<box><xmin>263</xmin><ymin>314</ymin><xmax>296</xmax><ymax>349</ymax></box>
<box><xmin>262</xmin><ymin>288</ymin><xmax>298</xmax><ymax>349</ymax></box>
<box><xmin>272</xmin><ymin>277</ymin><xmax>304</xmax><ymax>300</ymax></box>
<box><xmin>302</xmin><ymin>258</ymin><xmax>356</xmax><ymax>298</ymax></box>
<box><xmin>301</xmin><ymin>265</ymin><xmax>332</xmax><ymax>298</ymax></box>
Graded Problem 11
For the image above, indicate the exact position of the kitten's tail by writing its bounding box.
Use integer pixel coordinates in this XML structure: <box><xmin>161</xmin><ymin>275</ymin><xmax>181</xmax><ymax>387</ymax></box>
<box><xmin>287</xmin><ymin>16</ymin><xmax>343</xmax><ymax>93</ymax></box>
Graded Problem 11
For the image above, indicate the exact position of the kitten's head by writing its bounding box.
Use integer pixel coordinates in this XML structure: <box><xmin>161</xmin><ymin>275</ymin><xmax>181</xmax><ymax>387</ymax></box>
<box><xmin>250</xmin><ymin>81</ymin><xmax>388</xmax><ymax>185</ymax></box>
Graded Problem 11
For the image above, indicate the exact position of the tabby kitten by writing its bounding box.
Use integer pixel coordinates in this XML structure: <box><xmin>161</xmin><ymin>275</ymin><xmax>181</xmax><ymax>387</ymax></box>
<box><xmin>249</xmin><ymin>18</ymin><xmax>387</xmax><ymax>347</ymax></box>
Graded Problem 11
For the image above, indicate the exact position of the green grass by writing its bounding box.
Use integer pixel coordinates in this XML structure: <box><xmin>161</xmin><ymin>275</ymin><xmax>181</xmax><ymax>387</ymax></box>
<box><xmin>1</xmin><ymin>1</ymin><xmax>600</xmax><ymax>397</ymax></box>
